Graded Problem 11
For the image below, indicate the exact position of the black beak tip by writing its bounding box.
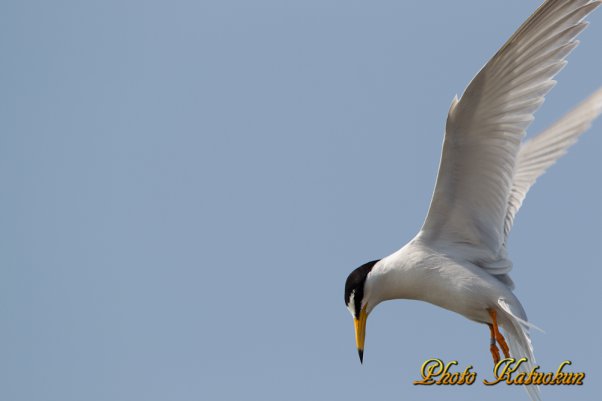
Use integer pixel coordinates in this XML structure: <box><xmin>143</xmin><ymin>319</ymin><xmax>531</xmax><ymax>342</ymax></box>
<box><xmin>358</xmin><ymin>349</ymin><xmax>364</xmax><ymax>364</ymax></box>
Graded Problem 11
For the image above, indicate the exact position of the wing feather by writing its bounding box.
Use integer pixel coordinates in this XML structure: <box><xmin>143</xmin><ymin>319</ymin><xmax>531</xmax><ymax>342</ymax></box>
<box><xmin>504</xmin><ymin>87</ymin><xmax>602</xmax><ymax>239</ymax></box>
<box><xmin>419</xmin><ymin>0</ymin><xmax>600</xmax><ymax>269</ymax></box>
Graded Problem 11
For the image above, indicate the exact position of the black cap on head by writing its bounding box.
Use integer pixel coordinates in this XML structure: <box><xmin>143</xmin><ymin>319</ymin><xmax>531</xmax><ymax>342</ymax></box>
<box><xmin>344</xmin><ymin>260</ymin><xmax>380</xmax><ymax>318</ymax></box>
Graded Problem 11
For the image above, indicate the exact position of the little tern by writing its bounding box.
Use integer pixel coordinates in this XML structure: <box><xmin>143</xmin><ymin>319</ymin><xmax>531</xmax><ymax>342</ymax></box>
<box><xmin>344</xmin><ymin>1</ymin><xmax>601</xmax><ymax>399</ymax></box>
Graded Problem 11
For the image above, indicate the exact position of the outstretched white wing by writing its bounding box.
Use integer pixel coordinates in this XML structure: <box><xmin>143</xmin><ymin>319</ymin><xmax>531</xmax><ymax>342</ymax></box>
<box><xmin>419</xmin><ymin>0</ymin><xmax>601</xmax><ymax>268</ymax></box>
<box><xmin>504</xmin><ymin>87</ymin><xmax>602</xmax><ymax>241</ymax></box>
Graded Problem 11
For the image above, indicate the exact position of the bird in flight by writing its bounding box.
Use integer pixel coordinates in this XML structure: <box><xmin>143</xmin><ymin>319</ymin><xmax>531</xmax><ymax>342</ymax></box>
<box><xmin>344</xmin><ymin>1</ymin><xmax>601</xmax><ymax>399</ymax></box>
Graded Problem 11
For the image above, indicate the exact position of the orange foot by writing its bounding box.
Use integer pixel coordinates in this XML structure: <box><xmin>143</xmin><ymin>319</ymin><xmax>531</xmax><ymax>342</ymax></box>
<box><xmin>487</xmin><ymin>308</ymin><xmax>510</xmax><ymax>365</ymax></box>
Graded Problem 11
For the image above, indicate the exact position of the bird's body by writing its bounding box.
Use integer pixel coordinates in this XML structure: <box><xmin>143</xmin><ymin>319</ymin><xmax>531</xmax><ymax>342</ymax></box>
<box><xmin>367</xmin><ymin>237</ymin><xmax>524</xmax><ymax>326</ymax></box>
<box><xmin>344</xmin><ymin>1</ymin><xmax>602</xmax><ymax>400</ymax></box>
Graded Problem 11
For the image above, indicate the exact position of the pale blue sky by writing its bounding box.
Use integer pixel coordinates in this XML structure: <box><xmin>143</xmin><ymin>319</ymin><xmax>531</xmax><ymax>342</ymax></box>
<box><xmin>1</xmin><ymin>1</ymin><xmax>601</xmax><ymax>400</ymax></box>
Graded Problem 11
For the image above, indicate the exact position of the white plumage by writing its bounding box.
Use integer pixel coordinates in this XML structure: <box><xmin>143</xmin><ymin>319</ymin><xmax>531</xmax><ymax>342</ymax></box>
<box><xmin>345</xmin><ymin>1</ymin><xmax>602</xmax><ymax>400</ymax></box>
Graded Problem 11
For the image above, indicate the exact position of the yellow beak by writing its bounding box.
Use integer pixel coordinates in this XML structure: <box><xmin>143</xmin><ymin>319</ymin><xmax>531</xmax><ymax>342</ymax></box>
<box><xmin>354</xmin><ymin>307</ymin><xmax>367</xmax><ymax>363</ymax></box>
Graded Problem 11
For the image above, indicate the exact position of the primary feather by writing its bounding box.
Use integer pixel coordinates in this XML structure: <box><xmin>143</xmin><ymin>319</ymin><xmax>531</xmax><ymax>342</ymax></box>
<box><xmin>505</xmin><ymin>87</ymin><xmax>602</xmax><ymax>241</ymax></box>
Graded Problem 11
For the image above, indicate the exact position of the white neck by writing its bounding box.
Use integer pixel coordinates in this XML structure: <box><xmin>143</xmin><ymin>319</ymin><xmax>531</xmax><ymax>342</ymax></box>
<box><xmin>364</xmin><ymin>240</ymin><xmax>424</xmax><ymax>311</ymax></box>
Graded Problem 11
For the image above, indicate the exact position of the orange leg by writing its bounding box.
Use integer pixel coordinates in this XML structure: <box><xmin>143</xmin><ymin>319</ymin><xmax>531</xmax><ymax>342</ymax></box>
<box><xmin>488</xmin><ymin>308</ymin><xmax>510</xmax><ymax>360</ymax></box>
<box><xmin>487</xmin><ymin>323</ymin><xmax>500</xmax><ymax>365</ymax></box>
